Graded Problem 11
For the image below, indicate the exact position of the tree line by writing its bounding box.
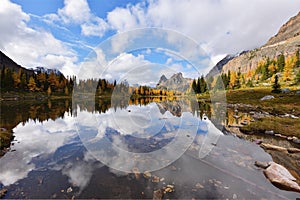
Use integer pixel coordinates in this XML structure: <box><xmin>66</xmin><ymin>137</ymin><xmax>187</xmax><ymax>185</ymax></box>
<box><xmin>0</xmin><ymin>66</ymin><xmax>75</xmax><ymax>96</ymax></box>
<box><xmin>212</xmin><ymin>50</ymin><xmax>300</xmax><ymax>91</ymax></box>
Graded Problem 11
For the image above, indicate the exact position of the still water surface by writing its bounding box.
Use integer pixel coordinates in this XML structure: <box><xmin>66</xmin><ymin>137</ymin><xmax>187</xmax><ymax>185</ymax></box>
<box><xmin>0</xmin><ymin>99</ymin><xmax>299</xmax><ymax>199</ymax></box>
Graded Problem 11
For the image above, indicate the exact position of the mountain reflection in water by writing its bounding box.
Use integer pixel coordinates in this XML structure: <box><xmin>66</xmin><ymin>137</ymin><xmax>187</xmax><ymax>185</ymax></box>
<box><xmin>0</xmin><ymin>98</ymin><xmax>299</xmax><ymax>199</ymax></box>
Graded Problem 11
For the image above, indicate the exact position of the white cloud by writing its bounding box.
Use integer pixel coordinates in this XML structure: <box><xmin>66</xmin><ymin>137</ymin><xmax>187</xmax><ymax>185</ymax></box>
<box><xmin>0</xmin><ymin>0</ymin><xmax>78</xmax><ymax>76</ymax></box>
<box><xmin>46</xmin><ymin>0</ymin><xmax>109</xmax><ymax>37</ymax></box>
<box><xmin>107</xmin><ymin>4</ymin><xmax>147</xmax><ymax>31</ymax></box>
<box><xmin>0</xmin><ymin>116</ymin><xmax>76</xmax><ymax>186</ymax></box>
<box><xmin>3</xmin><ymin>0</ymin><xmax>300</xmax><ymax>79</ymax></box>
<box><xmin>58</xmin><ymin>0</ymin><xmax>91</xmax><ymax>24</ymax></box>
<box><xmin>106</xmin><ymin>0</ymin><xmax>300</xmax><ymax>57</ymax></box>
<box><xmin>81</xmin><ymin>18</ymin><xmax>109</xmax><ymax>37</ymax></box>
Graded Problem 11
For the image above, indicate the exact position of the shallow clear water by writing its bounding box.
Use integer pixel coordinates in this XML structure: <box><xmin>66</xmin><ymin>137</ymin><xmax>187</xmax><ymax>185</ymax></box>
<box><xmin>0</xmin><ymin>99</ymin><xmax>299</xmax><ymax>199</ymax></box>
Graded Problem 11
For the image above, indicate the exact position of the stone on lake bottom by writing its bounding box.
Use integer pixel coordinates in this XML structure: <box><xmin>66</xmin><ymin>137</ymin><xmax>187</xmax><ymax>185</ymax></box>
<box><xmin>255</xmin><ymin>161</ymin><xmax>270</xmax><ymax>169</ymax></box>
<box><xmin>263</xmin><ymin>162</ymin><xmax>300</xmax><ymax>193</ymax></box>
<box><xmin>287</xmin><ymin>148</ymin><xmax>300</xmax><ymax>153</ymax></box>
<box><xmin>265</xmin><ymin>130</ymin><xmax>274</xmax><ymax>135</ymax></box>
<box><xmin>260</xmin><ymin>143</ymin><xmax>288</xmax><ymax>153</ymax></box>
<box><xmin>260</xmin><ymin>95</ymin><xmax>274</xmax><ymax>101</ymax></box>
<box><xmin>153</xmin><ymin>189</ymin><xmax>163</xmax><ymax>200</ymax></box>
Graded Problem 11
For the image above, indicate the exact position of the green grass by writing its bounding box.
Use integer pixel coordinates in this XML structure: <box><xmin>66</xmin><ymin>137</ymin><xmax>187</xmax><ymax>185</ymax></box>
<box><xmin>240</xmin><ymin>117</ymin><xmax>300</xmax><ymax>138</ymax></box>
<box><xmin>225</xmin><ymin>87</ymin><xmax>300</xmax><ymax>115</ymax></box>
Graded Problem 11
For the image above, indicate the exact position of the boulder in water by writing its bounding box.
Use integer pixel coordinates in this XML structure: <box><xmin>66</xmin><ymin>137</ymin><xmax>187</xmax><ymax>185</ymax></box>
<box><xmin>282</xmin><ymin>88</ymin><xmax>291</xmax><ymax>93</ymax></box>
<box><xmin>263</xmin><ymin>162</ymin><xmax>300</xmax><ymax>193</ymax></box>
<box><xmin>260</xmin><ymin>95</ymin><xmax>274</xmax><ymax>101</ymax></box>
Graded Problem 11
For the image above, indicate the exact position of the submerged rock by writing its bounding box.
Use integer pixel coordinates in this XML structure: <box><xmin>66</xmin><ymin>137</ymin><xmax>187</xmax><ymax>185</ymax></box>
<box><xmin>260</xmin><ymin>95</ymin><xmax>274</xmax><ymax>101</ymax></box>
<box><xmin>265</xmin><ymin>130</ymin><xmax>274</xmax><ymax>135</ymax></box>
<box><xmin>282</xmin><ymin>88</ymin><xmax>291</xmax><ymax>93</ymax></box>
<box><xmin>263</xmin><ymin>162</ymin><xmax>300</xmax><ymax>193</ymax></box>
<box><xmin>293</xmin><ymin>138</ymin><xmax>300</xmax><ymax>144</ymax></box>
<box><xmin>287</xmin><ymin>147</ymin><xmax>300</xmax><ymax>153</ymax></box>
<box><xmin>260</xmin><ymin>143</ymin><xmax>288</xmax><ymax>153</ymax></box>
<box><xmin>153</xmin><ymin>189</ymin><xmax>163</xmax><ymax>200</ymax></box>
<box><xmin>152</xmin><ymin>175</ymin><xmax>160</xmax><ymax>183</ymax></box>
<box><xmin>132</xmin><ymin>167</ymin><xmax>141</xmax><ymax>179</ymax></box>
<box><xmin>143</xmin><ymin>171</ymin><xmax>151</xmax><ymax>179</ymax></box>
<box><xmin>255</xmin><ymin>161</ymin><xmax>270</xmax><ymax>169</ymax></box>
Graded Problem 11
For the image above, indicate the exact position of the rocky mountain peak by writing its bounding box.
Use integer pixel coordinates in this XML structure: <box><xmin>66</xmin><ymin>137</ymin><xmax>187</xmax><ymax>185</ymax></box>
<box><xmin>206</xmin><ymin>11</ymin><xmax>300</xmax><ymax>76</ymax></box>
<box><xmin>264</xmin><ymin>12</ymin><xmax>300</xmax><ymax>47</ymax></box>
<box><xmin>206</xmin><ymin>55</ymin><xmax>235</xmax><ymax>78</ymax></box>
<box><xmin>156</xmin><ymin>72</ymin><xmax>191</xmax><ymax>92</ymax></box>
<box><xmin>157</xmin><ymin>74</ymin><xmax>167</xmax><ymax>85</ymax></box>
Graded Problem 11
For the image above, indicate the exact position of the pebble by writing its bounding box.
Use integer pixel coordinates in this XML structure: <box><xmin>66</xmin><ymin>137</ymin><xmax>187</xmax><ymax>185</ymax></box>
<box><xmin>265</xmin><ymin>130</ymin><xmax>274</xmax><ymax>135</ymax></box>
<box><xmin>153</xmin><ymin>189</ymin><xmax>163</xmax><ymax>200</ymax></box>
<box><xmin>143</xmin><ymin>171</ymin><xmax>151</xmax><ymax>179</ymax></box>
<box><xmin>233</xmin><ymin>193</ymin><xmax>237</xmax><ymax>199</ymax></box>
<box><xmin>254</xmin><ymin>161</ymin><xmax>270</xmax><ymax>169</ymax></box>
<box><xmin>166</xmin><ymin>184</ymin><xmax>174</xmax><ymax>189</ymax></box>
<box><xmin>195</xmin><ymin>183</ymin><xmax>204</xmax><ymax>189</ymax></box>
<box><xmin>287</xmin><ymin>148</ymin><xmax>300</xmax><ymax>153</ymax></box>
<box><xmin>152</xmin><ymin>175</ymin><xmax>160</xmax><ymax>183</ymax></box>
<box><xmin>293</xmin><ymin>138</ymin><xmax>300</xmax><ymax>144</ymax></box>
<box><xmin>67</xmin><ymin>187</ymin><xmax>72</xmax><ymax>193</ymax></box>
<box><xmin>132</xmin><ymin>167</ymin><xmax>141</xmax><ymax>179</ymax></box>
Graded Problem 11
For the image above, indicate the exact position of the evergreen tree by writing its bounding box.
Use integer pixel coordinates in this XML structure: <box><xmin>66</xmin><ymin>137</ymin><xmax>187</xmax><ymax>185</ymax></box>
<box><xmin>271</xmin><ymin>75</ymin><xmax>281</xmax><ymax>93</ymax></box>
<box><xmin>277</xmin><ymin>54</ymin><xmax>285</xmax><ymax>72</ymax></box>
<box><xmin>200</xmin><ymin>75</ymin><xmax>207</xmax><ymax>93</ymax></box>
<box><xmin>196</xmin><ymin>77</ymin><xmax>201</xmax><ymax>93</ymax></box>
<box><xmin>295</xmin><ymin>49</ymin><xmax>300</xmax><ymax>68</ymax></box>
<box><xmin>246</xmin><ymin>79</ymin><xmax>253</xmax><ymax>87</ymax></box>
<box><xmin>295</xmin><ymin>68</ymin><xmax>300</xmax><ymax>85</ymax></box>
<box><xmin>191</xmin><ymin>79</ymin><xmax>197</xmax><ymax>93</ymax></box>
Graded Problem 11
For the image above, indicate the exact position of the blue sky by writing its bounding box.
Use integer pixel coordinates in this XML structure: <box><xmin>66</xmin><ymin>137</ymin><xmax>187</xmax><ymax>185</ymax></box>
<box><xmin>1</xmin><ymin>0</ymin><xmax>300</xmax><ymax>84</ymax></box>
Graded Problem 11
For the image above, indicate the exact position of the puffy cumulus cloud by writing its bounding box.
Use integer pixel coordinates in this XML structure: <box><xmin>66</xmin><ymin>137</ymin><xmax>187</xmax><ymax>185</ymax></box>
<box><xmin>107</xmin><ymin>3</ymin><xmax>147</xmax><ymax>31</ymax></box>
<box><xmin>0</xmin><ymin>0</ymin><xmax>78</xmax><ymax>76</ymax></box>
<box><xmin>106</xmin><ymin>0</ymin><xmax>300</xmax><ymax>56</ymax></box>
<box><xmin>58</xmin><ymin>0</ymin><xmax>91</xmax><ymax>24</ymax></box>
<box><xmin>45</xmin><ymin>0</ymin><xmax>109</xmax><ymax>37</ymax></box>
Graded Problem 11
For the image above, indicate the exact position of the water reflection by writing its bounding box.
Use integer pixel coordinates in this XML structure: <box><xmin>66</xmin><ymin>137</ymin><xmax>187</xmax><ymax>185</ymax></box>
<box><xmin>0</xmin><ymin>98</ymin><xmax>299</xmax><ymax>199</ymax></box>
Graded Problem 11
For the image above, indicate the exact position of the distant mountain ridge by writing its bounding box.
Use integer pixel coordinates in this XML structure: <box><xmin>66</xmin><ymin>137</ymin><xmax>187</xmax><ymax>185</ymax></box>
<box><xmin>0</xmin><ymin>51</ymin><xmax>33</xmax><ymax>76</ymax></box>
<box><xmin>30</xmin><ymin>66</ymin><xmax>63</xmax><ymax>76</ymax></box>
<box><xmin>156</xmin><ymin>72</ymin><xmax>192</xmax><ymax>92</ymax></box>
<box><xmin>0</xmin><ymin>51</ymin><xmax>63</xmax><ymax>77</ymax></box>
<box><xmin>207</xmin><ymin>12</ymin><xmax>300</xmax><ymax>76</ymax></box>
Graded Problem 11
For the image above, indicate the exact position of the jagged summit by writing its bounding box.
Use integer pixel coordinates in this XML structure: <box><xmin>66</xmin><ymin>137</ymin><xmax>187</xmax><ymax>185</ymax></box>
<box><xmin>157</xmin><ymin>75</ymin><xmax>167</xmax><ymax>86</ymax></box>
<box><xmin>156</xmin><ymin>72</ymin><xmax>192</xmax><ymax>92</ymax></box>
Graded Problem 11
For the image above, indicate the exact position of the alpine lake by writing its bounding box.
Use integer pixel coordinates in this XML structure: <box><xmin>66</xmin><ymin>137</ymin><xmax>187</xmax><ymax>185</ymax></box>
<box><xmin>0</xmin><ymin>96</ymin><xmax>299</xmax><ymax>199</ymax></box>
